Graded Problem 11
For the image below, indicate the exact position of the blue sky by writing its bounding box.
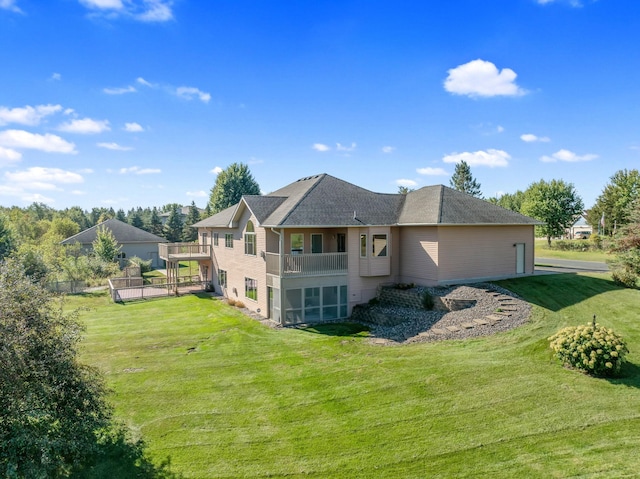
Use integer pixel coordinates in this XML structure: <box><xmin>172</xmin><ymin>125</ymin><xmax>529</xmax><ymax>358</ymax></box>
<box><xmin>0</xmin><ymin>0</ymin><xmax>638</xmax><ymax>211</ymax></box>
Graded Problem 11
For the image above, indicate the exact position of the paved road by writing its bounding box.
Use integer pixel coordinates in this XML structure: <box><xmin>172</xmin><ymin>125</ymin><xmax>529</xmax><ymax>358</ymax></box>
<box><xmin>535</xmin><ymin>257</ymin><xmax>609</xmax><ymax>274</ymax></box>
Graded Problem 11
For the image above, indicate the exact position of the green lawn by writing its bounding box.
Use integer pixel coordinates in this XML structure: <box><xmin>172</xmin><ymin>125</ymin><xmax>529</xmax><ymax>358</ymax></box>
<box><xmin>535</xmin><ymin>239</ymin><xmax>610</xmax><ymax>262</ymax></box>
<box><xmin>73</xmin><ymin>273</ymin><xmax>640</xmax><ymax>478</ymax></box>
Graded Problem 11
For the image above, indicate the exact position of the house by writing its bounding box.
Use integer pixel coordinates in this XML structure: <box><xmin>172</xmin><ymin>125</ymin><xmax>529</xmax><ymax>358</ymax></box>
<box><xmin>61</xmin><ymin>218</ymin><xmax>168</xmax><ymax>268</ymax></box>
<box><xmin>159</xmin><ymin>205</ymin><xmax>205</xmax><ymax>225</ymax></box>
<box><xmin>159</xmin><ymin>174</ymin><xmax>540</xmax><ymax>325</ymax></box>
<box><xmin>567</xmin><ymin>214</ymin><xmax>593</xmax><ymax>239</ymax></box>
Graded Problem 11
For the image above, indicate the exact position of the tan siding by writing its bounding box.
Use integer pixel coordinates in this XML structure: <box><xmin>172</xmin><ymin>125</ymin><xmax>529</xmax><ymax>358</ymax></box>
<box><xmin>208</xmin><ymin>210</ymin><xmax>268</xmax><ymax>315</ymax></box>
<box><xmin>437</xmin><ymin>225</ymin><xmax>535</xmax><ymax>283</ymax></box>
<box><xmin>399</xmin><ymin>226</ymin><xmax>439</xmax><ymax>285</ymax></box>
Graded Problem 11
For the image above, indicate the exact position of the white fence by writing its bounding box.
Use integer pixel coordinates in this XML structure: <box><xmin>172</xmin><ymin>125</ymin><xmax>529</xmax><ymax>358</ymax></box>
<box><xmin>108</xmin><ymin>276</ymin><xmax>207</xmax><ymax>302</ymax></box>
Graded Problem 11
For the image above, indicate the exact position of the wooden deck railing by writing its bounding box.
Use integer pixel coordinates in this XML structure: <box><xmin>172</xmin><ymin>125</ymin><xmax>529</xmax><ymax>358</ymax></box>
<box><xmin>159</xmin><ymin>243</ymin><xmax>212</xmax><ymax>260</ymax></box>
<box><xmin>266</xmin><ymin>252</ymin><xmax>347</xmax><ymax>277</ymax></box>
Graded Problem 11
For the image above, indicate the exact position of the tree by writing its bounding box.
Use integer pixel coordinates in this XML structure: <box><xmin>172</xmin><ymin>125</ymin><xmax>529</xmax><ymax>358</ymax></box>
<box><xmin>487</xmin><ymin>190</ymin><xmax>526</xmax><ymax>213</ymax></box>
<box><xmin>449</xmin><ymin>160</ymin><xmax>482</xmax><ymax>197</ymax></box>
<box><xmin>116</xmin><ymin>209</ymin><xmax>126</xmax><ymax>222</ymax></box>
<box><xmin>163</xmin><ymin>204</ymin><xmax>183</xmax><ymax>243</ymax></box>
<box><xmin>0</xmin><ymin>215</ymin><xmax>16</xmax><ymax>260</ymax></box>
<box><xmin>92</xmin><ymin>226</ymin><xmax>122</xmax><ymax>263</ymax></box>
<box><xmin>182</xmin><ymin>201</ymin><xmax>201</xmax><ymax>242</ymax></box>
<box><xmin>0</xmin><ymin>262</ymin><xmax>111</xmax><ymax>477</ymax></box>
<box><xmin>521</xmin><ymin>179</ymin><xmax>584</xmax><ymax>246</ymax></box>
<box><xmin>587</xmin><ymin>169</ymin><xmax>640</xmax><ymax>235</ymax></box>
<box><xmin>209</xmin><ymin>162</ymin><xmax>261</xmax><ymax>213</ymax></box>
<box><xmin>397</xmin><ymin>186</ymin><xmax>414</xmax><ymax>195</ymax></box>
<box><xmin>148</xmin><ymin>207</ymin><xmax>164</xmax><ymax>237</ymax></box>
<box><xmin>129</xmin><ymin>211</ymin><xmax>144</xmax><ymax>229</ymax></box>
<box><xmin>608</xmin><ymin>202</ymin><xmax>640</xmax><ymax>287</ymax></box>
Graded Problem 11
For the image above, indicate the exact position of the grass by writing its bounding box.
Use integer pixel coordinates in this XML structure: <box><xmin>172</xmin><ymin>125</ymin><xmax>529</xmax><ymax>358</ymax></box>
<box><xmin>535</xmin><ymin>238</ymin><xmax>610</xmax><ymax>262</ymax></box>
<box><xmin>72</xmin><ymin>273</ymin><xmax>640</xmax><ymax>478</ymax></box>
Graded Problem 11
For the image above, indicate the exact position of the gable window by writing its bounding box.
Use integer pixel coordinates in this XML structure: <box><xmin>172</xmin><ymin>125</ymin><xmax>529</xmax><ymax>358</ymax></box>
<box><xmin>244</xmin><ymin>221</ymin><xmax>256</xmax><ymax>256</ymax></box>
<box><xmin>218</xmin><ymin>269</ymin><xmax>227</xmax><ymax>288</ymax></box>
<box><xmin>360</xmin><ymin>234</ymin><xmax>367</xmax><ymax>258</ymax></box>
<box><xmin>311</xmin><ymin>234</ymin><xmax>323</xmax><ymax>254</ymax></box>
<box><xmin>372</xmin><ymin>234</ymin><xmax>388</xmax><ymax>257</ymax></box>
<box><xmin>213</xmin><ymin>232</ymin><xmax>219</xmax><ymax>246</ymax></box>
<box><xmin>245</xmin><ymin>277</ymin><xmax>258</xmax><ymax>301</ymax></box>
<box><xmin>291</xmin><ymin>233</ymin><xmax>303</xmax><ymax>254</ymax></box>
<box><xmin>225</xmin><ymin>233</ymin><xmax>233</xmax><ymax>248</ymax></box>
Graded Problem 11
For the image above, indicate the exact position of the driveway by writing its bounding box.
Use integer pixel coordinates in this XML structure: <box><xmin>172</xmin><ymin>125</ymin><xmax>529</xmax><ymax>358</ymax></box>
<box><xmin>535</xmin><ymin>257</ymin><xmax>609</xmax><ymax>274</ymax></box>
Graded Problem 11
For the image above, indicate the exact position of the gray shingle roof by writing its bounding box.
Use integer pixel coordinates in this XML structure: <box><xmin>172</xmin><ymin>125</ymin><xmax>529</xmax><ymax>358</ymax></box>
<box><xmin>60</xmin><ymin>218</ymin><xmax>168</xmax><ymax>245</ymax></box>
<box><xmin>191</xmin><ymin>174</ymin><xmax>540</xmax><ymax>229</ymax></box>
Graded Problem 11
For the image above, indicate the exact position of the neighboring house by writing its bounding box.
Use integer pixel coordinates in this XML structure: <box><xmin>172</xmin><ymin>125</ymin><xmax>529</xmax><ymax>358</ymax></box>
<box><xmin>159</xmin><ymin>205</ymin><xmax>205</xmax><ymax>225</ymax></box>
<box><xmin>159</xmin><ymin>174</ymin><xmax>541</xmax><ymax>325</ymax></box>
<box><xmin>567</xmin><ymin>214</ymin><xmax>593</xmax><ymax>239</ymax></box>
<box><xmin>61</xmin><ymin>218</ymin><xmax>168</xmax><ymax>268</ymax></box>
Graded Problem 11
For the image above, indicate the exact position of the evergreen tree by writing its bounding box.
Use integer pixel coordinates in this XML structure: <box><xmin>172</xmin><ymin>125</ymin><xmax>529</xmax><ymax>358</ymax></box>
<box><xmin>148</xmin><ymin>207</ymin><xmax>164</xmax><ymax>237</ymax></box>
<box><xmin>163</xmin><ymin>204</ymin><xmax>184</xmax><ymax>243</ymax></box>
<box><xmin>129</xmin><ymin>211</ymin><xmax>144</xmax><ymax>229</ymax></box>
<box><xmin>209</xmin><ymin>163</ymin><xmax>261</xmax><ymax>213</ymax></box>
<box><xmin>182</xmin><ymin>201</ymin><xmax>201</xmax><ymax>242</ymax></box>
<box><xmin>116</xmin><ymin>209</ymin><xmax>126</xmax><ymax>222</ymax></box>
<box><xmin>587</xmin><ymin>169</ymin><xmax>640</xmax><ymax>235</ymax></box>
<box><xmin>449</xmin><ymin>160</ymin><xmax>482</xmax><ymax>197</ymax></box>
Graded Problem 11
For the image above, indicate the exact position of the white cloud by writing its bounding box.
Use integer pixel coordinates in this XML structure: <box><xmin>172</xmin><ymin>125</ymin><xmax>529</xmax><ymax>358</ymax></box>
<box><xmin>58</xmin><ymin>118</ymin><xmax>110</xmax><ymax>134</ymax></box>
<box><xmin>416</xmin><ymin>167</ymin><xmax>449</xmax><ymax>176</ymax></box>
<box><xmin>210</xmin><ymin>166</ymin><xmax>223</xmax><ymax>174</ymax></box>
<box><xmin>0</xmin><ymin>146</ymin><xmax>22</xmax><ymax>165</ymax></box>
<box><xmin>0</xmin><ymin>104</ymin><xmax>62</xmax><ymax>126</ymax></box>
<box><xmin>444</xmin><ymin>59</ymin><xmax>527</xmax><ymax>98</ymax></box>
<box><xmin>312</xmin><ymin>143</ymin><xmax>330</xmax><ymax>152</ymax></box>
<box><xmin>136</xmin><ymin>0</ymin><xmax>173</xmax><ymax>22</ymax></box>
<box><xmin>382</xmin><ymin>146</ymin><xmax>395</xmax><ymax>153</ymax></box>
<box><xmin>540</xmin><ymin>149</ymin><xmax>598</xmax><ymax>163</ymax></box>
<box><xmin>103</xmin><ymin>85</ymin><xmax>136</xmax><ymax>95</ymax></box>
<box><xmin>71</xmin><ymin>190</ymin><xmax>86</xmax><ymax>195</ymax></box>
<box><xmin>97</xmin><ymin>142</ymin><xmax>133</xmax><ymax>151</ymax></box>
<box><xmin>396</xmin><ymin>179</ymin><xmax>417</xmax><ymax>187</ymax></box>
<box><xmin>119</xmin><ymin>166</ymin><xmax>161</xmax><ymax>174</ymax></box>
<box><xmin>124</xmin><ymin>122</ymin><xmax>144</xmax><ymax>132</ymax></box>
<box><xmin>442</xmin><ymin>149</ymin><xmax>511</xmax><ymax>167</ymax></box>
<box><xmin>497</xmin><ymin>125</ymin><xmax>505</xmax><ymax>133</ymax></box>
<box><xmin>0</xmin><ymin>0</ymin><xmax>22</xmax><ymax>13</ymax></box>
<box><xmin>336</xmin><ymin>142</ymin><xmax>356</xmax><ymax>152</ymax></box>
<box><xmin>50</xmin><ymin>72</ymin><xmax>61</xmax><ymax>81</ymax></box>
<box><xmin>176</xmin><ymin>86</ymin><xmax>211</xmax><ymax>103</ymax></box>
<box><xmin>136</xmin><ymin>77</ymin><xmax>155</xmax><ymax>87</ymax></box>
<box><xmin>521</xmin><ymin>133</ymin><xmax>551</xmax><ymax>143</ymax></box>
<box><xmin>79</xmin><ymin>0</ymin><xmax>123</xmax><ymax>9</ymax></box>
<box><xmin>5</xmin><ymin>167</ymin><xmax>84</xmax><ymax>189</ymax></box>
<box><xmin>0</xmin><ymin>129</ymin><xmax>77</xmax><ymax>153</ymax></box>
<box><xmin>186</xmin><ymin>190</ymin><xmax>207</xmax><ymax>198</ymax></box>
<box><xmin>536</xmin><ymin>0</ymin><xmax>583</xmax><ymax>6</ymax></box>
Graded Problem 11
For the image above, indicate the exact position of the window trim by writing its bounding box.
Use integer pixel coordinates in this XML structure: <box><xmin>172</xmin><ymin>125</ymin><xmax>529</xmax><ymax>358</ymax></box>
<box><xmin>244</xmin><ymin>221</ymin><xmax>256</xmax><ymax>256</ymax></box>
<box><xmin>360</xmin><ymin>234</ymin><xmax>367</xmax><ymax>258</ymax></box>
<box><xmin>225</xmin><ymin>233</ymin><xmax>234</xmax><ymax>248</ymax></box>
<box><xmin>213</xmin><ymin>232</ymin><xmax>219</xmax><ymax>246</ymax></box>
<box><xmin>372</xmin><ymin>234</ymin><xmax>388</xmax><ymax>257</ymax></box>
<box><xmin>245</xmin><ymin>277</ymin><xmax>258</xmax><ymax>302</ymax></box>
<box><xmin>218</xmin><ymin>269</ymin><xmax>227</xmax><ymax>288</ymax></box>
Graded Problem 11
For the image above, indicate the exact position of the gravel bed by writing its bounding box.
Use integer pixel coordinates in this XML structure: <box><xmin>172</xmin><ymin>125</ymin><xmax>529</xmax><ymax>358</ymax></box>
<box><xmin>367</xmin><ymin>283</ymin><xmax>531</xmax><ymax>345</ymax></box>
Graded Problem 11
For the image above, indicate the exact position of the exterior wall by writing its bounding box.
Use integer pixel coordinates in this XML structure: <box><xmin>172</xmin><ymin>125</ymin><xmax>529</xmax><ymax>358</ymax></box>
<box><xmin>347</xmin><ymin>227</ymin><xmax>393</xmax><ymax>313</ymax></box>
<box><xmin>119</xmin><ymin>243</ymin><xmax>164</xmax><ymax>268</ymax></box>
<box><xmin>206</xmin><ymin>209</ymin><xmax>268</xmax><ymax>316</ymax></box>
<box><xmin>436</xmin><ymin>225</ymin><xmax>535</xmax><ymax>283</ymax></box>
<box><xmin>281</xmin><ymin>228</ymin><xmax>347</xmax><ymax>254</ymax></box>
<box><xmin>398</xmin><ymin>226</ymin><xmax>439</xmax><ymax>285</ymax></box>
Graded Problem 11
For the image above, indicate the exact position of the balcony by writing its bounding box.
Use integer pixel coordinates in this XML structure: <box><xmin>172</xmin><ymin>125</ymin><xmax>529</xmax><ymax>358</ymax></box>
<box><xmin>266</xmin><ymin>252</ymin><xmax>347</xmax><ymax>277</ymax></box>
<box><xmin>159</xmin><ymin>243</ymin><xmax>212</xmax><ymax>261</ymax></box>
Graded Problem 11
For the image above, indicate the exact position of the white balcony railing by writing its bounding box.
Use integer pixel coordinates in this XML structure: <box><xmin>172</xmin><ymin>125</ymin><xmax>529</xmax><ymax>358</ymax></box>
<box><xmin>266</xmin><ymin>252</ymin><xmax>347</xmax><ymax>277</ymax></box>
<box><xmin>158</xmin><ymin>243</ymin><xmax>212</xmax><ymax>261</ymax></box>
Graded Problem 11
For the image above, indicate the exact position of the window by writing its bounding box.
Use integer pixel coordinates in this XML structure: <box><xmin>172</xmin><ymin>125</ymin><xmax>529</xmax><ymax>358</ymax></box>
<box><xmin>285</xmin><ymin>289</ymin><xmax>302</xmax><ymax>324</ymax></box>
<box><xmin>201</xmin><ymin>232</ymin><xmax>208</xmax><ymax>245</ymax></box>
<box><xmin>244</xmin><ymin>221</ymin><xmax>256</xmax><ymax>255</ymax></box>
<box><xmin>322</xmin><ymin>286</ymin><xmax>338</xmax><ymax>320</ymax></box>
<box><xmin>213</xmin><ymin>232</ymin><xmax>219</xmax><ymax>246</ymax></box>
<box><xmin>304</xmin><ymin>287</ymin><xmax>321</xmax><ymax>320</ymax></box>
<box><xmin>245</xmin><ymin>277</ymin><xmax>258</xmax><ymax>301</ymax></box>
<box><xmin>372</xmin><ymin>234</ymin><xmax>388</xmax><ymax>257</ymax></box>
<box><xmin>311</xmin><ymin>234</ymin><xmax>323</xmax><ymax>254</ymax></box>
<box><xmin>225</xmin><ymin>233</ymin><xmax>233</xmax><ymax>248</ymax></box>
<box><xmin>291</xmin><ymin>233</ymin><xmax>303</xmax><ymax>254</ymax></box>
<box><xmin>337</xmin><ymin>233</ymin><xmax>346</xmax><ymax>253</ymax></box>
<box><xmin>360</xmin><ymin>234</ymin><xmax>367</xmax><ymax>258</ymax></box>
<box><xmin>218</xmin><ymin>269</ymin><xmax>227</xmax><ymax>288</ymax></box>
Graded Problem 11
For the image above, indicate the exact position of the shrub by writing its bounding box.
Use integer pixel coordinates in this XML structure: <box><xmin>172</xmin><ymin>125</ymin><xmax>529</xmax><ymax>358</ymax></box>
<box><xmin>553</xmin><ymin>240</ymin><xmax>592</xmax><ymax>252</ymax></box>
<box><xmin>422</xmin><ymin>291</ymin><xmax>434</xmax><ymax>310</ymax></box>
<box><xmin>590</xmin><ymin>233</ymin><xmax>604</xmax><ymax>250</ymax></box>
<box><xmin>227</xmin><ymin>298</ymin><xmax>237</xmax><ymax>307</ymax></box>
<box><xmin>611</xmin><ymin>268</ymin><xmax>638</xmax><ymax>288</ymax></box>
<box><xmin>234</xmin><ymin>301</ymin><xmax>245</xmax><ymax>309</ymax></box>
<box><xmin>548</xmin><ymin>321</ymin><xmax>629</xmax><ymax>377</ymax></box>
<box><xmin>128</xmin><ymin>256</ymin><xmax>152</xmax><ymax>274</ymax></box>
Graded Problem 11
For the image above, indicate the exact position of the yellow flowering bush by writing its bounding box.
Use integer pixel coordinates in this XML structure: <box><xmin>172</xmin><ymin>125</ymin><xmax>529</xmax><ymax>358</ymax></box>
<box><xmin>548</xmin><ymin>322</ymin><xmax>629</xmax><ymax>377</ymax></box>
